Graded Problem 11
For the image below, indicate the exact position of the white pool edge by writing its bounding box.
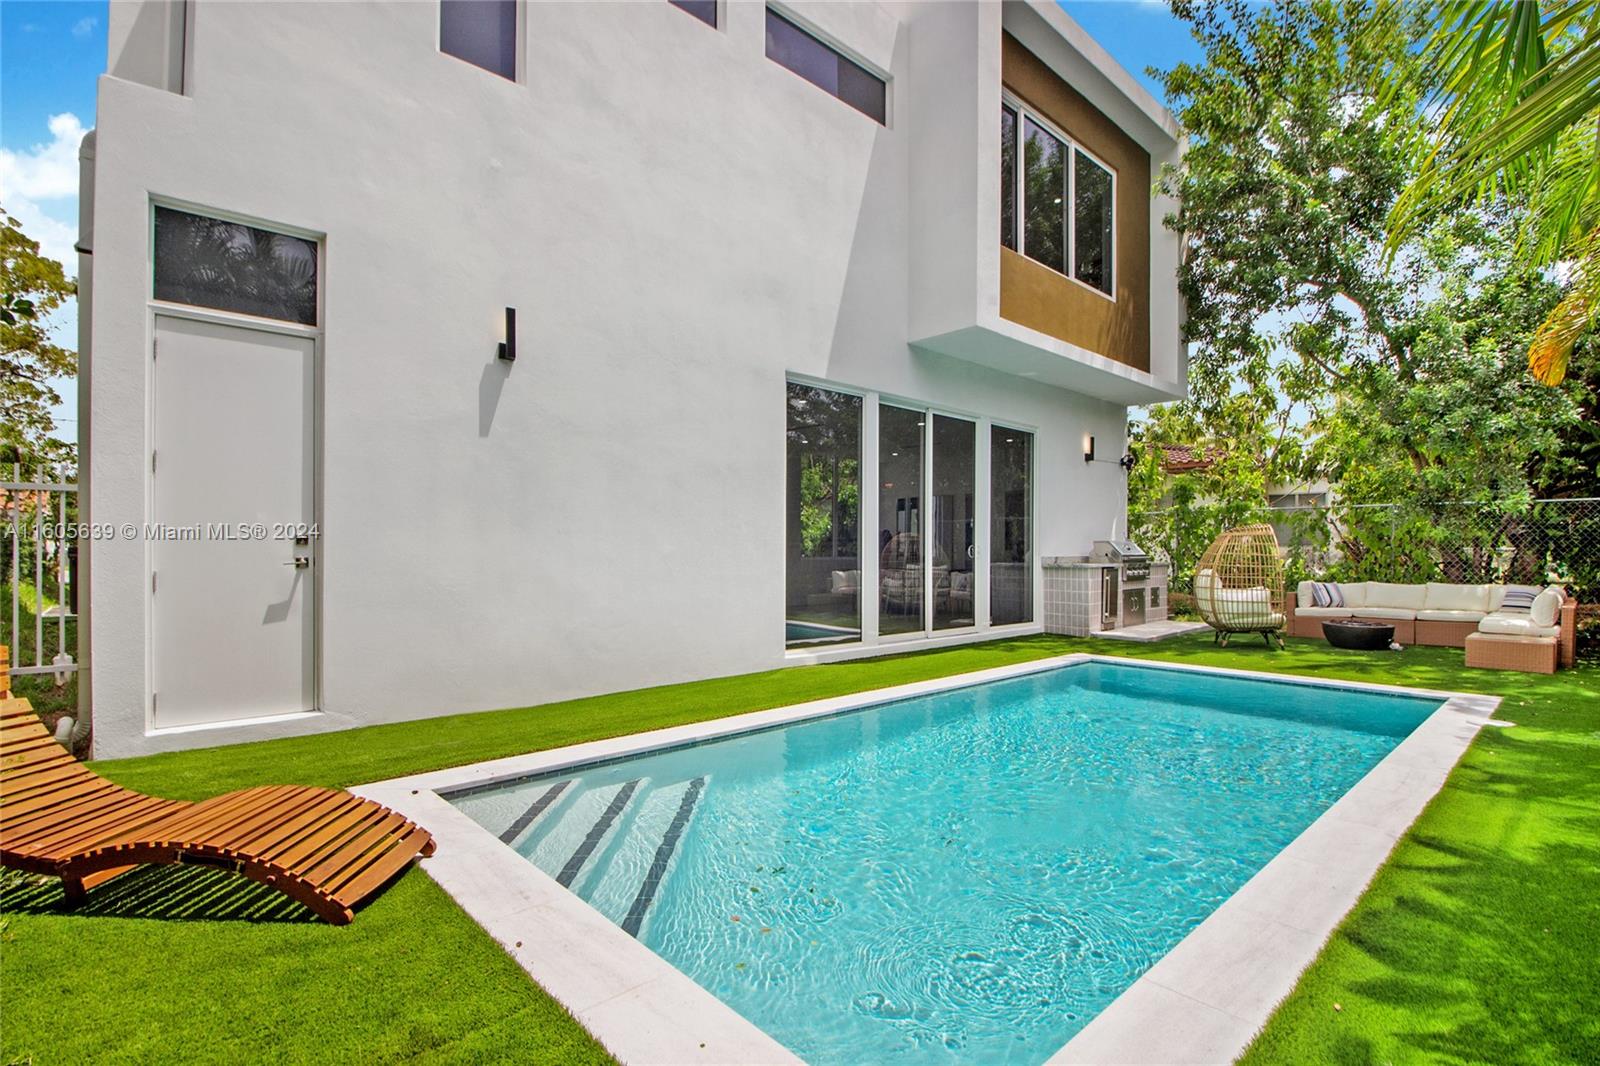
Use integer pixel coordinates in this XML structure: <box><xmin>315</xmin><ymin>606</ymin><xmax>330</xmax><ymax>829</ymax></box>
<box><xmin>355</xmin><ymin>654</ymin><xmax>1501</xmax><ymax>1066</ymax></box>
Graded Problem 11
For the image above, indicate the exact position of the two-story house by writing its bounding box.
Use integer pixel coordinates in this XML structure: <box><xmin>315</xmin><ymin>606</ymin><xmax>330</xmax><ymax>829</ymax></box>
<box><xmin>76</xmin><ymin>0</ymin><xmax>1184</xmax><ymax>755</ymax></box>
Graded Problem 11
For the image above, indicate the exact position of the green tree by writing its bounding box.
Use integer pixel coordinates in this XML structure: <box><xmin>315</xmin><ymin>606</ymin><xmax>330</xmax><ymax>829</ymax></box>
<box><xmin>1</xmin><ymin>210</ymin><xmax>76</xmax><ymax>464</ymax></box>
<box><xmin>1387</xmin><ymin>1</ymin><xmax>1600</xmax><ymax>386</ymax></box>
<box><xmin>1154</xmin><ymin>1</ymin><xmax>1580</xmax><ymax>494</ymax></box>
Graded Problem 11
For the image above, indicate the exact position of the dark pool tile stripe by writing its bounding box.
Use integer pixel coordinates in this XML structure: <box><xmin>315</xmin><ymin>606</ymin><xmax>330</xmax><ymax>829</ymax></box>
<box><xmin>556</xmin><ymin>779</ymin><xmax>640</xmax><ymax>888</ymax></box>
<box><xmin>498</xmin><ymin>780</ymin><xmax>571</xmax><ymax>844</ymax></box>
<box><xmin>622</xmin><ymin>776</ymin><xmax>707</xmax><ymax>938</ymax></box>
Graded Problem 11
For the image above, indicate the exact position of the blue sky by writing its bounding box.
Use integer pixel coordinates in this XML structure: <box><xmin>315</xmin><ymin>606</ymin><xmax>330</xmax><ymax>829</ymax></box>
<box><xmin>0</xmin><ymin>1</ymin><xmax>1198</xmax><ymax>440</ymax></box>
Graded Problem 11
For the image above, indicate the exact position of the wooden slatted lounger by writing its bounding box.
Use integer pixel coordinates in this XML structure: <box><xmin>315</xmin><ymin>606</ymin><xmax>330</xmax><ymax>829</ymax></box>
<box><xmin>0</xmin><ymin>698</ymin><xmax>434</xmax><ymax>924</ymax></box>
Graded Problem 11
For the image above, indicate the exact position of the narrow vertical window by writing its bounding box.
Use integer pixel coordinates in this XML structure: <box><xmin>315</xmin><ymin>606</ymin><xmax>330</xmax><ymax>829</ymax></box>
<box><xmin>990</xmin><ymin>427</ymin><xmax>1033</xmax><ymax>625</ymax></box>
<box><xmin>1000</xmin><ymin>105</ymin><xmax>1018</xmax><ymax>251</ymax></box>
<box><xmin>670</xmin><ymin>0</ymin><xmax>717</xmax><ymax>27</ymax></box>
<box><xmin>440</xmin><ymin>0</ymin><xmax>517</xmax><ymax>81</ymax></box>
<box><xmin>1074</xmin><ymin>149</ymin><xmax>1114</xmax><ymax>294</ymax></box>
<box><xmin>765</xmin><ymin>8</ymin><xmax>886</xmax><ymax>125</ymax></box>
<box><xmin>1022</xmin><ymin>117</ymin><xmax>1066</xmax><ymax>274</ymax></box>
<box><xmin>786</xmin><ymin>384</ymin><xmax>862</xmax><ymax>648</ymax></box>
<box><xmin>878</xmin><ymin>405</ymin><xmax>925</xmax><ymax>636</ymax></box>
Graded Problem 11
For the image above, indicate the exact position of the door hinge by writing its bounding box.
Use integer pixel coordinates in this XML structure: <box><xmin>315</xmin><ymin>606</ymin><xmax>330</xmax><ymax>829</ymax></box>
<box><xmin>151</xmin><ymin>693</ymin><xmax>157</xmax><ymax>715</ymax></box>
<box><xmin>151</xmin><ymin>450</ymin><xmax>157</xmax><ymax>474</ymax></box>
<box><xmin>152</xmin><ymin>337</ymin><xmax>158</xmax><ymax>360</ymax></box>
<box><xmin>151</xmin><ymin>570</ymin><xmax>157</xmax><ymax>594</ymax></box>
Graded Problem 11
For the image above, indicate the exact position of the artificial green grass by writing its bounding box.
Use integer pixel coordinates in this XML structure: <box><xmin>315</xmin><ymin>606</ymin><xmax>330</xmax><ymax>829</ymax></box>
<box><xmin>2</xmin><ymin>633</ymin><xmax>1595</xmax><ymax>1064</ymax></box>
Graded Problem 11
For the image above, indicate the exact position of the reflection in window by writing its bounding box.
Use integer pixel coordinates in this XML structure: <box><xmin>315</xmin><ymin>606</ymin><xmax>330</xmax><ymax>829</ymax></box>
<box><xmin>1074</xmin><ymin>150</ymin><xmax>1113</xmax><ymax>294</ymax></box>
<box><xmin>878</xmin><ymin>405</ymin><xmax>924</xmax><ymax>636</ymax></box>
<box><xmin>1022</xmin><ymin>116</ymin><xmax>1065</xmax><ymax>274</ymax></box>
<box><xmin>765</xmin><ymin>8</ymin><xmax>886</xmax><ymax>125</ymax></box>
<box><xmin>932</xmin><ymin>415</ymin><xmax>975</xmax><ymax>631</ymax></box>
<box><xmin>670</xmin><ymin>0</ymin><xmax>717</xmax><ymax>27</ymax></box>
<box><xmin>440</xmin><ymin>0</ymin><xmax>517</xmax><ymax>80</ymax></box>
<box><xmin>152</xmin><ymin>206</ymin><xmax>318</xmax><ymax>325</ymax></box>
<box><xmin>1001</xmin><ymin>105</ymin><xmax>1018</xmax><ymax>251</ymax></box>
<box><xmin>991</xmin><ymin>427</ymin><xmax>1033</xmax><ymax>625</ymax></box>
<box><xmin>786</xmin><ymin>384</ymin><xmax>862</xmax><ymax>648</ymax></box>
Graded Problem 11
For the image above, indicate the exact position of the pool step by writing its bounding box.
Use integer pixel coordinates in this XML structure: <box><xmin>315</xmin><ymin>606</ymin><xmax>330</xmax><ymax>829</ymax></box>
<box><xmin>554</xmin><ymin>776</ymin><xmax>707</xmax><ymax>937</ymax></box>
<box><xmin>498</xmin><ymin>779</ymin><xmax>570</xmax><ymax>844</ymax></box>
<box><xmin>497</xmin><ymin>775</ymin><xmax>709</xmax><ymax>938</ymax></box>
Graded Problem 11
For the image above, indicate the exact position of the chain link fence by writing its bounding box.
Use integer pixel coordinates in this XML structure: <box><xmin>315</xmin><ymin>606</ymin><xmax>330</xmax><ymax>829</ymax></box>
<box><xmin>1132</xmin><ymin>497</ymin><xmax>1600</xmax><ymax>648</ymax></box>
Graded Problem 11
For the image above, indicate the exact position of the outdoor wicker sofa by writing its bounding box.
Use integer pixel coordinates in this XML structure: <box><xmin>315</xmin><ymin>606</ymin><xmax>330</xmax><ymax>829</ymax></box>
<box><xmin>1286</xmin><ymin>581</ymin><xmax>1577</xmax><ymax>668</ymax></box>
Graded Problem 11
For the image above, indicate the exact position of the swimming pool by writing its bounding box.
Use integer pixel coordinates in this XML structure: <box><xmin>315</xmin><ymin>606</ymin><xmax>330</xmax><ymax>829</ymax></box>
<box><xmin>442</xmin><ymin>660</ymin><xmax>1444</xmax><ymax>1064</ymax></box>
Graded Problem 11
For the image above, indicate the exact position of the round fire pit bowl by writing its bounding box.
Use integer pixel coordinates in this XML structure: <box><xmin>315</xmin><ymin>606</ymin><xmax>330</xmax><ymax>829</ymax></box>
<box><xmin>1321</xmin><ymin>619</ymin><xmax>1396</xmax><ymax>650</ymax></box>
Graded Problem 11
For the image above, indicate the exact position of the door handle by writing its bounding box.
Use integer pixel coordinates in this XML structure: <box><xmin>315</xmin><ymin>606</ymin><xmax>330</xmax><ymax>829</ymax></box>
<box><xmin>284</xmin><ymin>558</ymin><xmax>310</xmax><ymax>569</ymax></box>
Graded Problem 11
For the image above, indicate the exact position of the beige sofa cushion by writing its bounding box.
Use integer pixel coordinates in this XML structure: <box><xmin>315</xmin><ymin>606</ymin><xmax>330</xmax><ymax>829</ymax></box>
<box><xmin>1338</xmin><ymin>582</ymin><xmax>1368</xmax><ymax>608</ymax></box>
<box><xmin>1417</xmin><ymin>609</ymin><xmax>1486</xmax><ymax>623</ymax></box>
<box><xmin>1296</xmin><ymin>581</ymin><xmax>1314</xmax><ymax>609</ymax></box>
<box><xmin>1364</xmin><ymin>582</ymin><xmax>1427</xmax><ymax>610</ymax></box>
<box><xmin>1479</xmin><ymin>613</ymin><xmax>1561</xmax><ymax>638</ymax></box>
<box><xmin>1355</xmin><ymin>607</ymin><xmax>1420</xmax><ymax>620</ymax></box>
<box><xmin>1531</xmin><ymin>587</ymin><xmax>1564</xmax><ymax>627</ymax></box>
<box><xmin>1424</xmin><ymin>583</ymin><xmax>1490</xmax><ymax>612</ymax></box>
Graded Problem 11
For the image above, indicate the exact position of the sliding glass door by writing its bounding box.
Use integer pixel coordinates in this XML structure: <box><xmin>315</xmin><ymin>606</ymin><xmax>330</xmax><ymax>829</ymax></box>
<box><xmin>785</xmin><ymin>384</ymin><xmax>862</xmax><ymax>648</ymax></box>
<box><xmin>932</xmin><ymin>415</ymin><xmax>976</xmax><ymax>630</ymax></box>
<box><xmin>990</xmin><ymin>426</ymin><xmax>1034</xmax><ymax>625</ymax></box>
<box><xmin>790</xmin><ymin>381</ymin><xmax>1033</xmax><ymax>649</ymax></box>
<box><xmin>878</xmin><ymin>405</ymin><xmax>925</xmax><ymax>637</ymax></box>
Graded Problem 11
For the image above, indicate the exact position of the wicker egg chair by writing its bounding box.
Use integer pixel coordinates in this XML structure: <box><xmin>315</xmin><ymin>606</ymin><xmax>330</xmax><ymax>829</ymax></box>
<box><xmin>1193</xmin><ymin>524</ymin><xmax>1287</xmax><ymax>648</ymax></box>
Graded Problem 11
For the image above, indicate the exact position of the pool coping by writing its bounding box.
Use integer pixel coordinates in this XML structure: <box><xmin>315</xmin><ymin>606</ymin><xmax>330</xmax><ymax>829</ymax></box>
<box><xmin>355</xmin><ymin>654</ymin><xmax>1502</xmax><ymax>1065</ymax></box>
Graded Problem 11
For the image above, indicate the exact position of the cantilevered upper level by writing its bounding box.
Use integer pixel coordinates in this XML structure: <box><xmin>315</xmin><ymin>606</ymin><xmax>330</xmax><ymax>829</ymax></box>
<box><xmin>908</xmin><ymin>1</ymin><xmax>1185</xmax><ymax>404</ymax></box>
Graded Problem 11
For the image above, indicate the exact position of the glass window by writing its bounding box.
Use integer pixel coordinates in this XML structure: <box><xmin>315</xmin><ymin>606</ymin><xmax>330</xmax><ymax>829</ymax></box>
<box><xmin>786</xmin><ymin>384</ymin><xmax>862</xmax><ymax>648</ymax></box>
<box><xmin>1000</xmin><ymin>105</ymin><xmax>1018</xmax><ymax>251</ymax></box>
<box><xmin>765</xmin><ymin>8</ymin><xmax>886</xmax><ymax>125</ymax></box>
<box><xmin>878</xmin><ymin>405</ymin><xmax>924</xmax><ymax>636</ymax></box>
<box><xmin>932</xmin><ymin>415</ymin><xmax>975</xmax><ymax>631</ymax></box>
<box><xmin>670</xmin><ymin>0</ymin><xmax>717</xmax><ymax>27</ymax></box>
<box><xmin>990</xmin><ymin>427</ymin><xmax>1033</xmax><ymax>625</ymax></box>
<box><xmin>1022</xmin><ymin>116</ymin><xmax>1066</xmax><ymax>274</ymax></box>
<box><xmin>440</xmin><ymin>0</ymin><xmax>516</xmax><ymax>81</ymax></box>
<box><xmin>152</xmin><ymin>206</ymin><xmax>318</xmax><ymax>325</ymax></box>
<box><xmin>1074</xmin><ymin>150</ymin><xmax>1114</xmax><ymax>294</ymax></box>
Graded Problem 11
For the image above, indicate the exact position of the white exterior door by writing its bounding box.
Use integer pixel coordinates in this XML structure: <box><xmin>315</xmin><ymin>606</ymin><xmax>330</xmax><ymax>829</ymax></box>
<box><xmin>151</xmin><ymin>314</ymin><xmax>316</xmax><ymax>728</ymax></box>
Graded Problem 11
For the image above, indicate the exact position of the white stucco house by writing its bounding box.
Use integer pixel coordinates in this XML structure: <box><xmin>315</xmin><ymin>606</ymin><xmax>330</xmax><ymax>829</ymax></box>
<box><xmin>76</xmin><ymin>0</ymin><xmax>1185</xmax><ymax>756</ymax></box>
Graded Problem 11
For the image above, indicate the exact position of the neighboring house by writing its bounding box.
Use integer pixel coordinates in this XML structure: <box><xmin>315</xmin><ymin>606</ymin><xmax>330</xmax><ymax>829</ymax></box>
<box><xmin>76</xmin><ymin>0</ymin><xmax>1186</xmax><ymax>756</ymax></box>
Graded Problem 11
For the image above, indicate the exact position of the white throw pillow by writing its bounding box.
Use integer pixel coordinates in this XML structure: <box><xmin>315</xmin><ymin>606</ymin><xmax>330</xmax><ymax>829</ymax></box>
<box><xmin>1530</xmin><ymin>587</ymin><xmax>1563</xmax><ymax>627</ymax></box>
<box><xmin>1297</xmin><ymin>581</ymin><xmax>1315</xmax><ymax>609</ymax></box>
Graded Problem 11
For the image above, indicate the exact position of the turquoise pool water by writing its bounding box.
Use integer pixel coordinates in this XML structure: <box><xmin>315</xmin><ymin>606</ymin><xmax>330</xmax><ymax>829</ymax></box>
<box><xmin>450</xmin><ymin>661</ymin><xmax>1440</xmax><ymax>1064</ymax></box>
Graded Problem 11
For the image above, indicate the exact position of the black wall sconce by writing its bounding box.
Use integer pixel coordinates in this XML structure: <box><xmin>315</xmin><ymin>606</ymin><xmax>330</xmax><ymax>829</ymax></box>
<box><xmin>1083</xmin><ymin>434</ymin><xmax>1095</xmax><ymax>463</ymax></box>
<box><xmin>497</xmin><ymin>306</ymin><xmax>517</xmax><ymax>362</ymax></box>
<box><xmin>1119</xmin><ymin>452</ymin><xmax>1137</xmax><ymax>472</ymax></box>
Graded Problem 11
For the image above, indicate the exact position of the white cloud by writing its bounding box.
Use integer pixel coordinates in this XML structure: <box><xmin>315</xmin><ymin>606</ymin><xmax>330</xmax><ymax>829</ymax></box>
<box><xmin>0</xmin><ymin>112</ymin><xmax>88</xmax><ymax>201</ymax></box>
<box><xmin>70</xmin><ymin>16</ymin><xmax>97</xmax><ymax>38</ymax></box>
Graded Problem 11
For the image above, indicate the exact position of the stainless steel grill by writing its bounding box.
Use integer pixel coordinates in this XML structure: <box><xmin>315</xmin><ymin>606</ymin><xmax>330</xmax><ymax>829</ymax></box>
<box><xmin>1090</xmin><ymin>539</ymin><xmax>1151</xmax><ymax>581</ymax></box>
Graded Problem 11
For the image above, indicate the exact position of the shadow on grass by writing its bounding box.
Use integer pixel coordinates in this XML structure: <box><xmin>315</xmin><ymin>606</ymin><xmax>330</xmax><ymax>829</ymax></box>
<box><xmin>1314</xmin><ymin>728</ymin><xmax>1600</xmax><ymax>1066</ymax></box>
<box><xmin>0</xmin><ymin>865</ymin><xmax>319</xmax><ymax>924</ymax></box>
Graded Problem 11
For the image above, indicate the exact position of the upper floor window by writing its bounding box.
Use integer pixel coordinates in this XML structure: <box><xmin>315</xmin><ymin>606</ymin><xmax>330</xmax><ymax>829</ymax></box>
<box><xmin>1000</xmin><ymin>99</ymin><xmax>1115</xmax><ymax>297</ymax></box>
<box><xmin>440</xmin><ymin>0</ymin><xmax>517</xmax><ymax>81</ymax></box>
<box><xmin>670</xmin><ymin>0</ymin><xmax>717</xmax><ymax>28</ymax></box>
<box><xmin>765</xmin><ymin>8</ymin><xmax>886</xmax><ymax>125</ymax></box>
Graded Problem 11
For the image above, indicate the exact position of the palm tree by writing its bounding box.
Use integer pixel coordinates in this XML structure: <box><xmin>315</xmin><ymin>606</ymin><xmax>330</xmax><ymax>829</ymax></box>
<box><xmin>1387</xmin><ymin>0</ymin><xmax>1600</xmax><ymax>385</ymax></box>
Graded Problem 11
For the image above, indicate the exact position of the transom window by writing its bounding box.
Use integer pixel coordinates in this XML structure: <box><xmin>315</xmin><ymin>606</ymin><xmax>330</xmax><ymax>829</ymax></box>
<box><xmin>765</xmin><ymin>7</ymin><xmax>887</xmax><ymax>125</ymax></box>
<box><xmin>1000</xmin><ymin>98</ymin><xmax>1115</xmax><ymax>297</ymax></box>
<box><xmin>440</xmin><ymin>0</ymin><xmax>517</xmax><ymax>81</ymax></box>
<box><xmin>152</xmin><ymin>206</ymin><xmax>318</xmax><ymax>325</ymax></box>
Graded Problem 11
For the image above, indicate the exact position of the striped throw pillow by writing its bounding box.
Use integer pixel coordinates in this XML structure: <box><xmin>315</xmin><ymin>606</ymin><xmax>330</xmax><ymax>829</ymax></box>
<box><xmin>1499</xmin><ymin>585</ymin><xmax>1539</xmax><ymax>613</ymax></box>
<box><xmin>1310</xmin><ymin>581</ymin><xmax>1344</xmax><ymax>608</ymax></box>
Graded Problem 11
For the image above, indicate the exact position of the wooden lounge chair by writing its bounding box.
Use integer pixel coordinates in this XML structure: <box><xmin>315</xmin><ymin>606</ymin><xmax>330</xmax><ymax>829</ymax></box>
<box><xmin>0</xmin><ymin>698</ymin><xmax>434</xmax><ymax>924</ymax></box>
